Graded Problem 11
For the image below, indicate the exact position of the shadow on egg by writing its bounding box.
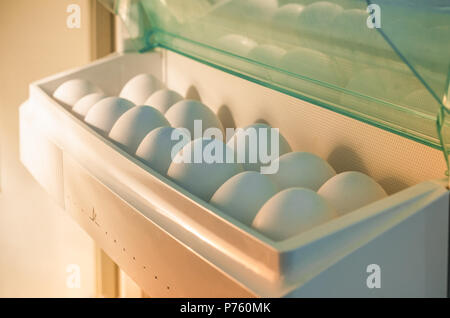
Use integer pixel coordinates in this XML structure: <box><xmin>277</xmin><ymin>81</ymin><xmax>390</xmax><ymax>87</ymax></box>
<box><xmin>377</xmin><ymin>176</ymin><xmax>408</xmax><ymax>195</ymax></box>
<box><xmin>254</xmin><ymin>118</ymin><xmax>271</xmax><ymax>126</ymax></box>
<box><xmin>217</xmin><ymin>105</ymin><xmax>236</xmax><ymax>137</ymax></box>
<box><xmin>185</xmin><ymin>85</ymin><xmax>202</xmax><ymax>101</ymax></box>
<box><xmin>326</xmin><ymin>145</ymin><xmax>369</xmax><ymax>175</ymax></box>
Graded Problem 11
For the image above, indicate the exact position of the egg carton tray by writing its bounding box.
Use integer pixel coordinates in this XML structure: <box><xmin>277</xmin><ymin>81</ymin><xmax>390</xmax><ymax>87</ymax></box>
<box><xmin>20</xmin><ymin>51</ymin><xmax>449</xmax><ymax>297</ymax></box>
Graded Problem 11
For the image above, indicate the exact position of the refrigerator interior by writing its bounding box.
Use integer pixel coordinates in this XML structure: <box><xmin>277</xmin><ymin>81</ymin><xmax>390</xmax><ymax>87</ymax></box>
<box><xmin>19</xmin><ymin>0</ymin><xmax>450</xmax><ymax>297</ymax></box>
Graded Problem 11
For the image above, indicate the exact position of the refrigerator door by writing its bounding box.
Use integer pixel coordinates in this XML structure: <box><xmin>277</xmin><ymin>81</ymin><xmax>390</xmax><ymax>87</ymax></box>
<box><xmin>18</xmin><ymin>1</ymin><xmax>450</xmax><ymax>297</ymax></box>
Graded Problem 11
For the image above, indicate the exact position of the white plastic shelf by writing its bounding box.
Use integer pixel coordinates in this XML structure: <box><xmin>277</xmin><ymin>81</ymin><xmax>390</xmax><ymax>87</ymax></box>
<box><xmin>20</xmin><ymin>51</ymin><xmax>449</xmax><ymax>297</ymax></box>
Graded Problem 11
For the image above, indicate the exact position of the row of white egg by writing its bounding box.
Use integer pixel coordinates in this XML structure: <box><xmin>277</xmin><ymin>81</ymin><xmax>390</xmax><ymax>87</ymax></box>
<box><xmin>217</xmin><ymin>32</ymin><xmax>427</xmax><ymax>109</ymax></box>
<box><xmin>193</xmin><ymin>0</ymin><xmax>446</xmax><ymax>108</ymax></box>
<box><xmin>214</xmin><ymin>2</ymin><xmax>384</xmax><ymax>52</ymax></box>
<box><xmin>214</xmin><ymin>1</ymin><xmax>448</xmax><ymax>43</ymax></box>
<box><xmin>214</xmin><ymin>1</ymin><xmax>435</xmax><ymax>107</ymax></box>
<box><xmin>210</xmin><ymin>156</ymin><xmax>387</xmax><ymax>241</ymax></box>
<box><xmin>53</xmin><ymin>73</ymin><xmax>387</xmax><ymax>241</ymax></box>
<box><xmin>217</xmin><ymin>34</ymin><xmax>344</xmax><ymax>86</ymax></box>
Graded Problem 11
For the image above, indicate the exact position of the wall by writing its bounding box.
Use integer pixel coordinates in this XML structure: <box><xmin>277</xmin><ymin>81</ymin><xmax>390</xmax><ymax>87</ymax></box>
<box><xmin>0</xmin><ymin>0</ymin><xmax>101</xmax><ymax>297</ymax></box>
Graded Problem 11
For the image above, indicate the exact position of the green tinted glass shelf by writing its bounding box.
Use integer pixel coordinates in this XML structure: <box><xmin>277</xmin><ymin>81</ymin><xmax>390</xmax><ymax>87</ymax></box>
<box><xmin>99</xmin><ymin>0</ymin><xmax>450</xmax><ymax>153</ymax></box>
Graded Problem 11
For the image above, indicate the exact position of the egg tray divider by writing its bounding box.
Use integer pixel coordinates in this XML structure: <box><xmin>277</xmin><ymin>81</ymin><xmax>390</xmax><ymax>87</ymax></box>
<box><xmin>22</xmin><ymin>52</ymin><xmax>449</xmax><ymax>297</ymax></box>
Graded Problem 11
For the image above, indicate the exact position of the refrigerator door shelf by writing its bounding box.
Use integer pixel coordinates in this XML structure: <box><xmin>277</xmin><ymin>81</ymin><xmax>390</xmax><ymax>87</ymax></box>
<box><xmin>20</xmin><ymin>51</ymin><xmax>449</xmax><ymax>297</ymax></box>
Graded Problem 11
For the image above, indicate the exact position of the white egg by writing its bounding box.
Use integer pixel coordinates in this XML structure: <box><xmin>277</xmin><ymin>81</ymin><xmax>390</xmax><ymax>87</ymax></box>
<box><xmin>109</xmin><ymin>105</ymin><xmax>170</xmax><ymax>154</ymax></box>
<box><xmin>329</xmin><ymin>10</ymin><xmax>388</xmax><ymax>80</ymax></box>
<box><xmin>279</xmin><ymin>48</ymin><xmax>344</xmax><ymax>86</ymax></box>
<box><xmin>252</xmin><ymin>188</ymin><xmax>337</xmax><ymax>241</ymax></box>
<box><xmin>318</xmin><ymin>171</ymin><xmax>387</xmax><ymax>215</ymax></box>
<box><xmin>165</xmin><ymin>100</ymin><xmax>224</xmax><ymax>139</ymax></box>
<box><xmin>270</xmin><ymin>4</ymin><xmax>305</xmax><ymax>44</ymax></box>
<box><xmin>211</xmin><ymin>0</ymin><xmax>277</xmax><ymax>20</ymax></box>
<box><xmin>269</xmin><ymin>152</ymin><xmax>336</xmax><ymax>191</ymax></box>
<box><xmin>145</xmin><ymin>89</ymin><xmax>183</xmax><ymax>114</ymax></box>
<box><xmin>136</xmin><ymin>126</ymin><xmax>190</xmax><ymax>175</ymax></box>
<box><xmin>331</xmin><ymin>9</ymin><xmax>386</xmax><ymax>52</ymax></box>
<box><xmin>238</xmin><ymin>0</ymin><xmax>278</xmax><ymax>20</ymax></box>
<box><xmin>296</xmin><ymin>2</ymin><xmax>344</xmax><ymax>53</ymax></box>
<box><xmin>216</xmin><ymin>34</ymin><xmax>258</xmax><ymax>56</ymax></box>
<box><xmin>167</xmin><ymin>138</ymin><xmax>244</xmax><ymax>201</ymax></box>
<box><xmin>247</xmin><ymin>44</ymin><xmax>286</xmax><ymax>66</ymax></box>
<box><xmin>211</xmin><ymin>0</ymin><xmax>278</xmax><ymax>32</ymax></box>
<box><xmin>297</xmin><ymin>1</ymin><xmax>343</xmax><ymax>34</ymax></box>
<box><xmin>272</xmin><ymin>4</ymin><xmax>305</xmax><ymax>29</ymax></box>
<box><xmin>227</xmin><ymin>123</ymin><xmax>291</xmax><ymax>172</ymax></box>
<box><xmin>85</xmin><ymin>97</ymin><xmax>134</xmax><ymax>136</ymax></box>
<box><xmin>72</xmin><ymin>92</ymin><xmax>107</xmax><ymax>117</ymax></box>
<box><xmin>210</xmin><ymin>171</ymin><xmax>278</xmax><ymax>226</ymax></box>
<box><xmin>53</xmin><ymin>79</ymin><xmax>102</xmax><ymax>107</ymax></box>
<box><xmin>119</xmin><ymin>73</ymin><xmax>163</xmax><ymax>105</ymax></box>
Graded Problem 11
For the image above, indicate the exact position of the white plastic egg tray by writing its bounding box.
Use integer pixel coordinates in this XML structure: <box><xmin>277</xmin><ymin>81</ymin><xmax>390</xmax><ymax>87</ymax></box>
<box><xmin>20</xmin><ymin>51</ymin><xmax>449</xmax><ymax>297</ymax></box>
